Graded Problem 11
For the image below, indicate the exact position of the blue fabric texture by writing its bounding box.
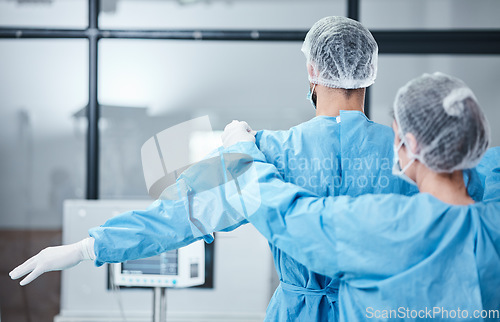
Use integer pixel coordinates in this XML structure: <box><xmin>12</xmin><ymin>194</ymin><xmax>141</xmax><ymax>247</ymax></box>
<box><xmin>475</xmin><ymin>147</ymin><xmax>500</xmax><ymax>202</ymax></box>
<box><xmin>231</xmin><ymin>141</ymin><xmax>500</xmax><ymax>322</ymax></box>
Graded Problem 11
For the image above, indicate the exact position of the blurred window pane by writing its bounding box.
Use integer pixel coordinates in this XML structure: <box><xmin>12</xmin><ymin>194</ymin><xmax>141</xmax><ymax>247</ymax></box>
<box><xmin>0</xmin><ymin>0</ymin><xmax>87</xmax><ymax>29</ymax></box>
<box><xmin>99</xmin><ymin>0</ymin><xmax>345</xmax><ymax>30</ymax></box>
<box><xmin>361</xmin><ymin>0</ymin><xmax>500</xmax><ymax>30</ymax></box>
<box><xmin>0</xmin><ymin>39</ymin><xmax>87</xmax><ymax>229</ymax></box>
<box><xmin>98</xmin><ymin>39</ymin><xmax>316</xmax><ymax>198</ymax></box>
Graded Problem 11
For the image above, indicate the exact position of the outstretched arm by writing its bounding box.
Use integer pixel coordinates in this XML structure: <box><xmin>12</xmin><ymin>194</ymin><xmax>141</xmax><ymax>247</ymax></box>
<box><xmin>91</xmin><ymin>128</ymin><xmax>260</xmax><ymax>266</ymax></box>
<box><xmin>10</xmin><ymin>144</ymin><xmax>258</xmax><ymax>284</ymax></box>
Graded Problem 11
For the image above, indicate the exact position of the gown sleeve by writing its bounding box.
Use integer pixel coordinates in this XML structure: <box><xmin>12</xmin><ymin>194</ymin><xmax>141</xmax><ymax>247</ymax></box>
<box><xmin>255</xmin><ymin>129</ymin><xmax>288</xmax><ymax>178</ymax></box>
<box><xmin>89</xmin><ymin>132</ymin><xmax>291</xmax><ymax>267</ymax></box>
<box><xmin>89</xmin><ymin>197</ymin><xmax>207</xmax><ymax>267</ymax></box>
<box><xmin>89</xmin><ymin>148</ymin><xmax>256</xmax><ymax>266</ymax></box>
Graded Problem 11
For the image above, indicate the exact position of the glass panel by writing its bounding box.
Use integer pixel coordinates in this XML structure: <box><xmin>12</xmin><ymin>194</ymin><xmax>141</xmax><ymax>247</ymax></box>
<box><xmin>98</xmin><ymin>39</ymin><xmax>315</xmax><ymax>198</ymax></box>
<box><xmin>0</xmin><ymin>39</ymin><xmax>88</xmax><ymax>229</ymax></box>
<box><xmin>361</xmin><ymin>0</ymin><xmax>500</xmax><ymax>29</ymax></box>
<box><xmin>99</xmin><ymin>0</ymin><xmax>345</xmax><ymax>30</ymax></box>
<box><xmin>0</xmin><ymin>0</ymin><xmax>87</xmax><ymax>29</ymax></box>
<box><xmin>371</xmin><ymin>55</ymin><xmax>500</xmax><ymax>147</ymax></box>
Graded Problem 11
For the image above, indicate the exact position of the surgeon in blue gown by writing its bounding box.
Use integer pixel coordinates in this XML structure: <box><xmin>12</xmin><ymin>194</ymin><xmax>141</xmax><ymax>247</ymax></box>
<box><xmin>221</xmin><ymin>16</ymin><xmax>419</xmax><ymax>320</ymax></box>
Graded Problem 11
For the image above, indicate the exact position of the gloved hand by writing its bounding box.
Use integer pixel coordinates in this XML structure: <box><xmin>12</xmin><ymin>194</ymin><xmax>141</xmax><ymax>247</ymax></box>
<box><xmin>221</xmin><ymin>120</ymin><xmax>257</xmax><ymax>148</ymax></box>
<box><xmin>9</xmin><ymin>237</ymin><xmax>96</xmax><ymax>286</ymax></box>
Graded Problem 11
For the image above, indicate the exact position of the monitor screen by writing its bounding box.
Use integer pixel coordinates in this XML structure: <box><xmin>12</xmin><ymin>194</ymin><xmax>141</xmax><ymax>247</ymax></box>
<box><xmin>122</xmin><ymin>250</ymin><xmax>178</xmax><ymax>276</ymax></box>
<box><xmin>112</xmin><ymin>240</ymin><xmax>205</xmax><ymax>288</ymax></box>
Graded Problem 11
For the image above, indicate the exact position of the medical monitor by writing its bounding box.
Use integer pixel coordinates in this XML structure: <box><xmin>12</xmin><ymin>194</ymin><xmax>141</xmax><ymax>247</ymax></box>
<box><xmin>112</xmin><ymin>240</ymin><xmax>205</xmax><ymax>288</ymax></box>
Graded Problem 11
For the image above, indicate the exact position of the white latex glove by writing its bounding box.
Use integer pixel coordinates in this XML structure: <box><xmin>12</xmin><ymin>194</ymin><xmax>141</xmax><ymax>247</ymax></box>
<box><xmin>221</xmin><ymin>120</ymin><xmax>257</xmax><ymax>148</ymax></box>
<box><xmin>9</xmin><ymin>237</ymin><xmax>96</xmax><ymax>286</ymax></box>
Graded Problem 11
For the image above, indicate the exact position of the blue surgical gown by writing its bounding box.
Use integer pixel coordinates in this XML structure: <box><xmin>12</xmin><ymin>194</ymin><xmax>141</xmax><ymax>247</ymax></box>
<box><xmin>225</xmin><ymin>141</ymin><xmax>500</xmax><ymax>322</ymax></box>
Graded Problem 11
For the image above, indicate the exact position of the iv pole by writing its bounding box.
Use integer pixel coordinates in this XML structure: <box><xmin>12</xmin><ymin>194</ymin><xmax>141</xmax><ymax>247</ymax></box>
<box><xmin>153</xmin><ymin>287</ymin><xmax>167</xmax><ymax>322</ymax></box>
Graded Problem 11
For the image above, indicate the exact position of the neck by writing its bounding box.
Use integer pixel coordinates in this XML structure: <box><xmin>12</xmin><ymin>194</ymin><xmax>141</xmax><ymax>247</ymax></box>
<box><xmin>315</xmin><ymin>86</ymin><xmax>365</xmax><ymax>117</ymax></box>
<box><xmin>416</xmin><ymin>165</ymin><xmax>474</xmax><ymax>205</ymax></box>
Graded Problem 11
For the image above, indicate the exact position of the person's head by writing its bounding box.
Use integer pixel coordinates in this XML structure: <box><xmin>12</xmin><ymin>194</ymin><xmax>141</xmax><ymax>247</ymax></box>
<box><xmin>392</xmin><ymin>72</ymin><xmax>490</xmax><ymax>183</ymax></box>
<box><xmin>302</xmin><ymin>16</ymin><xmax>378</xmax><ymax>91</ymax></box>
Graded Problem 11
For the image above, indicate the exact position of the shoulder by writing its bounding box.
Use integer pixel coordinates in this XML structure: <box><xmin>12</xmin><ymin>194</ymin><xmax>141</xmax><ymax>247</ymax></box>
<box><xmin>256</xmin><ymin>117</ymin><xmax>334</xmax><ymax>147</ymax></box>
<box><xmin>364</xmin><ymin>120</ymin><xmax>394</xmax><ymax>138</ymax></box>
<box><xmin>339</xmin><ymin>111</ymin><xmax>394</xmax><ymax>140</ymax></box>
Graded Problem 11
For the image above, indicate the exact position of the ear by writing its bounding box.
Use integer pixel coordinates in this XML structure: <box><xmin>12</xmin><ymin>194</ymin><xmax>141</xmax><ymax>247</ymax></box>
<box><xmin>404</xmin><ymin>133</ymin><xmax>419</xmax><ymax>155</ymax></box>
<box><xmin>307</xmin><ymin>63</ymin><xmax>317</xmax><ymax>79</ymax></box>
<box><xmin>391</xmin><ymin>120</ymin><xmax>399</xmax><ymax>135</ymax></box>
<box><xmin>392</xmin><ymin>121</ymin><xmax>400</xmax><ymax>144</ymax></box>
